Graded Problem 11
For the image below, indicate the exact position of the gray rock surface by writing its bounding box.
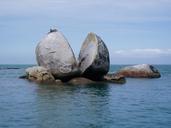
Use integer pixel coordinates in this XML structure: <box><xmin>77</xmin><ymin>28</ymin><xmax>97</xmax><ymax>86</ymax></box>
<box><xmin>117</xmin><ymin>64</ymin><xmax>161</xmax><ymax>78</ymax></box>
<box><xmin>78</xmin><ymin>32</ymin><xmax>110</xmax><ymax>80</ymax></box>
<box><xmin>36</xmin><ymin>29</ymin><xmax>79</xmax><ymax>80</ymax></box>
<box><xmin>25</xmin><ymin>66</ymin><xmax>55</xmax><ymax>83</ymax></box>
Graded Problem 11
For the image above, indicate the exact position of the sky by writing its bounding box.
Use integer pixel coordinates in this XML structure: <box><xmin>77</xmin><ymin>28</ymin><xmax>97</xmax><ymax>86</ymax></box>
<box><xmin>0</xmin><ymin>0</ymin><xmax>171</xmax><ymax>64</ymax></box>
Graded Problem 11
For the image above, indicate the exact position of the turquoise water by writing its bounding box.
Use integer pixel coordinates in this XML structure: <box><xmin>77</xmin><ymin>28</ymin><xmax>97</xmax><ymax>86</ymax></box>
<box><xmin>0</xmin><ymin>65</ymin><xmax>171</xmax><ymax>128</ymax></box>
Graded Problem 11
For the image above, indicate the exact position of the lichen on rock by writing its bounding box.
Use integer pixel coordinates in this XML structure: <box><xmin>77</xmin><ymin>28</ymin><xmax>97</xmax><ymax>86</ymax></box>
<box><xmin>25</xmin><ymin>66</ymin><xmax>55</xmax><ymax>83</ymax></box>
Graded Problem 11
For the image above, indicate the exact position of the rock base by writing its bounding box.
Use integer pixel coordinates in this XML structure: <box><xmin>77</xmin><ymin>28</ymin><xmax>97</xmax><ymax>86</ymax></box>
<box><xmin>20</xmin><ymin>66</ymin><xmax>126</xmax><ymax>85</ymax></box>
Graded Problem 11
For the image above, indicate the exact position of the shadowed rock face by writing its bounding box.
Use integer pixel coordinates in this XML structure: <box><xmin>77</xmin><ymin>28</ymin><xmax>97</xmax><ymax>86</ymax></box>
<box><xmin>117</xmin><ymin>64</ymin><xmax>161</xmax><ymax>78</ymax></box>
<box><xmin>36</xmin><ymin>29</ymin><xmax>80</xmax><ymax>81</ymax></box>
<box><xmin>78</xmin><ymin>32</ymin><xmax>110</xmax><ymax>80</ymax></box>
<box><xmin>25</xmin><ymin>66</ymin><xmax>55</xmax><ymax>83</ymax></box>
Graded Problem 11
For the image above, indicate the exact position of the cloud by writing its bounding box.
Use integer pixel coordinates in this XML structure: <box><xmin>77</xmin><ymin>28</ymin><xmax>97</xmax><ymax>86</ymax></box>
<box><xmin>110</xmin><ymin>48</ymin><xmax>171</xmax><ymax>64</ymax></box>
<box><xmin>0</xmin><ymin>0</ymin><xmax>171</xmax><ymax>23</ymax></box>
<box><xmin>0</xmin><ymin>1</ymin><xmax>171</xmax><ymax>64</ymax></box>
<box><xmin>113</xmin><ymin>48</ymin><xmax>171</xmax><ymax>58</ymax></box>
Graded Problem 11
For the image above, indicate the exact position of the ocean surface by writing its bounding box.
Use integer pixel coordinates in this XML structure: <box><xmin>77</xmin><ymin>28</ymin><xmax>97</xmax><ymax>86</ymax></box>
<box><xmin>0</xmin><ymin>65</ymin><xmax>170</xmax><ymax>128</ymax></box>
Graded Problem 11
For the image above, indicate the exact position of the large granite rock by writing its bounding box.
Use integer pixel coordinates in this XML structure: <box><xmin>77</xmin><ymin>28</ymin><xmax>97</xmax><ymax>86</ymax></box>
<box><xmin>78</xmin><ymin>32</ymin><xmax>110</xmax><ymax>80</ymax></box>
<box><xmin>36</xmin><ymin>29</ymin><xmax>79</xmax><ymax>81</ymax></box>
<box><xmin>25</xmin><ymin>66</ymin><xmax>55</xmax><ymax>83</ymax></box>
<box><xmin>117</xmin><ymin>64</ymin><xmax>161</xmax><ymax>78</ymax></box>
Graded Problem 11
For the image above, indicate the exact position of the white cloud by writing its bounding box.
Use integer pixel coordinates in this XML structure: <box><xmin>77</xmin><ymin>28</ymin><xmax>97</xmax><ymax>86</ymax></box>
<box><xmin>113</xmin><ymin>49</ymin><xmax>171</xmax><ymax>58</ymax></box>
<box><xmin>110</xmin><ymin>48</ymin><xmax>171</xmax><ymax>64</ymax></box>
<box><xmin>0</xmin><ymin>0</ymin><xmax>171</xmax><ymax>23</ymax></box>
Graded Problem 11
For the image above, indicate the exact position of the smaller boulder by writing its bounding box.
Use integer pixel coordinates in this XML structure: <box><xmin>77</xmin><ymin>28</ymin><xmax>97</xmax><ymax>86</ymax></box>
<box><xmin>25</xmin><ymin>66</ymin><xmax>55</xmax><ymax>83</ymax></box>
<box><xmin>103</xmin><ymin>73</ymin><xmax>126</xmax><ymax>84</ymax></box>
<box><xmin>116</xmin><ymin>64</ymin><xmax>161</xmax><ymax>78</ymax></box>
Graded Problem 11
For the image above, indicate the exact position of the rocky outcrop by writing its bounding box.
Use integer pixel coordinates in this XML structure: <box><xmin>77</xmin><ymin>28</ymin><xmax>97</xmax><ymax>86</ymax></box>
<box><xmin>25</xmin><ymin>66</ymin><xmax>55</xmax><ymax>83</ymax></box>
<box><xmin>22</xmin><ymin>66</ymin><xmax>126</xmax><ymax>84</ymax></box>
<box><xmin>116</xmin><ymin>64</ymin><xmax>161</xmax><ymax>78</ymax></box>
<box><xmin>36</xmin><ymin>29</ymin><xmax>80</xmax><ymax>81</ymax></box>
<box><xmin>78</xmin><ymin>32</ymin><xmax>110</xmax><ymax>80</ymax></box>
<box><xmin>103</xmin><ymin>73</ymin><xmax>126</xmax><ymax>84</ymax></box>
<box><xmin>20</xmin><ymin>28</ymin><xmax>163</xmax><ymax>85</ymax></box>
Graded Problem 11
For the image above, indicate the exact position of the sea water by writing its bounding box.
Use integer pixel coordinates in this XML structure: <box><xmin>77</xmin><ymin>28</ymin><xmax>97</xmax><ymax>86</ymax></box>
<box><xmin>0</xmin><ymin>65</ymin><xmax>171</xmax><ymax>128</ymax></box>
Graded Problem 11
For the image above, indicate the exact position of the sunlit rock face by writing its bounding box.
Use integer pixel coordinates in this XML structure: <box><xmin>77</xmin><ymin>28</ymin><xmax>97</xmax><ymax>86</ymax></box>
<box><xmin>36</xmin><ymin>29</ymin><xmax>80</xmax><ymax>81</ymax></box>
<box><xmin>25</xmin><ymin>66</ymin><xmax>55</xmax><ymax>83</ymax></box>
<box><xmin>116</xmin><ymin>64</ymin><xmax>161</xmax><ymax>78</ymax></box>
<box><xmin>78</xmin><ymin>32</ymin><xmax>110</xmax><ymax>80</ymax></box>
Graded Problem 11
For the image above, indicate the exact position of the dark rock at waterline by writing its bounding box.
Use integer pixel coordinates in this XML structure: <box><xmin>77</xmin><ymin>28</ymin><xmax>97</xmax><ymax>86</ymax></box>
<box><xmin>103</xmin><ymin>73</ymin><xmax>126</xmax><ymax>84</ymax></box>
<box><xmin>19</xmin><ymin>75</ymin><xmax>28</xmax><ymax>79</ymax></box>
<box><xmin>36</xmin><ymin>29</ymin><xmax>80</xmax><ymax>80</ymax></box>
<box><xmin>68</xmin><ymin>75</ymin><xmax>126</xmax><ymax>85</ymax></box>
<box><xmin>116</xmin><ymin>64</ymin><xmax>161</xmax><ymax>78</ymax></box>
<box><xmin>68</xmin><ymin>77</ymin><xmax>95</xmax><ymax>85</ymax></box>
<box><xmin>78</xmin><ymin>32</ymin><xmax>110</xmax><ymax>80</ymax></box>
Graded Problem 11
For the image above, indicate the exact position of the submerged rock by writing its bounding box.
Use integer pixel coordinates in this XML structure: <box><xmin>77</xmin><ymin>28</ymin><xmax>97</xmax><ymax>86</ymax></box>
<box><xmin>78</xmin><ymin>32</ymin><xmax>110</xmax><ymax>80</ymax></box>
<box><xmin>103</xmin><ymin>73</ymin><xmax>126</xmax><ymax>84</ymax></box>
<box><xmin>68</xmin><ymin>76</ymin><xmax>125</xmax><ymax>85</ymax></box>
<box><xmin>25</xmin><ymin>66</ymin><xmax>55</xmax><ymax>83</ymax></box>
<box><xmin>36</xmin><ymin>29</ymin><xmax>80</xmax><ymax>81</ymax></box>
<box><xmin>68</xmin><ymin>77</ymin><xmax>95</xmax><ymax>85</ymax></box>
<box><xmin>116</xmin><ymin>64</ymin><xmax>161</xmax><ymax>78</ymax></box>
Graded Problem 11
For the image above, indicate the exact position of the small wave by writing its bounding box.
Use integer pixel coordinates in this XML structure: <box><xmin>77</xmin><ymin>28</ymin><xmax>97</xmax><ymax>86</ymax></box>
<box><xmin>0</xmin><ymin>67</ymin><xmax>21</xmax><ymax>70</ymax></box>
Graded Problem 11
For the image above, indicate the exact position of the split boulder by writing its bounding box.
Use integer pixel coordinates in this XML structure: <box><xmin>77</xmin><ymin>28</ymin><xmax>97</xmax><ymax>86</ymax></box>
<box><xmin>78</xmin><ymin>32</ymin><xmax>110</xmax><ymax>80</ymax></box>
